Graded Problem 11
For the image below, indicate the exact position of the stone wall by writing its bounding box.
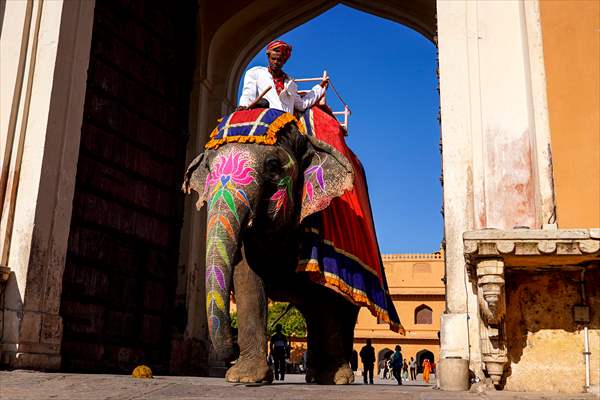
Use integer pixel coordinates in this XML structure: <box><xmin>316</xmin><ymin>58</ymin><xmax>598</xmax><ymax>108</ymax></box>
<box><xmin>504</xmin><ymin>268</ymin><xmax>599</xmax><ymax>392</ymax></box>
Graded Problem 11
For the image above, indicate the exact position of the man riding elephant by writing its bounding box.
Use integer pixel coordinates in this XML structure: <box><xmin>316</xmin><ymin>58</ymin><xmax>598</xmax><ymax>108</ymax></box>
<box><xmin>237</xmin><ymin>40</ymin><xmax>329</xmax><ymax>112</ymax></box>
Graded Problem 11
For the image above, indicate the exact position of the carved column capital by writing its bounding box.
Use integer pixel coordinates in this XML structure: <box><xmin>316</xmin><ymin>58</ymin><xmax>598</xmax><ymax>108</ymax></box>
<box><xmin>476</xmin><ymin>259</ymin><xmax>505</xmax><ymax>324</ymax></box>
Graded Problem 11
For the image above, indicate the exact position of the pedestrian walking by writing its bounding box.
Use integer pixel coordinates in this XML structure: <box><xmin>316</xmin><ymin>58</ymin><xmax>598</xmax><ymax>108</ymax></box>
<box><xmin>270</xmin><ymin>324</ymin><xmax>289</xmax><ymax>381</ymax></box>
<box><xmin>422</xmin><ymin>358</ymin><xmax>432</xmax><ymax>383</ymax></box>
<box><xmin>385</xmin><ymin>358</ymin><xmax>391</xmax><ymax>379</ymax></box>
<box><xmin>359</xmin><ymin>339</ymin><xmax>376</xmax><ymax>384</ymax></box>
<box><xmin>402</xmin><ymin>359</ymin><xmax>409</xmax><ymax>381</ymax></box>
<box><xmin>409</xmin><ymin>357</ymin><xmax>417</xmax><ymax>380</ymax></box>
<box><xmin>390</xmin><ymin>345</ymin><xmax>403</xmax><ymax>385</ymax></box>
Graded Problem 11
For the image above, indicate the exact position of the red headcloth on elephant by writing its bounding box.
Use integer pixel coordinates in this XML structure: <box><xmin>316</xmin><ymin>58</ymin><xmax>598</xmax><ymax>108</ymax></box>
<box><xmin>297</xmin><ymin>106</ymin><xmax>404</xmax><ymax>334</ymax></box>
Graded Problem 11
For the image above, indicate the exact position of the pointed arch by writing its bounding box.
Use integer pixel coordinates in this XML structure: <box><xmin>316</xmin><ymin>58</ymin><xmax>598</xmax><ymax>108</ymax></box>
<box><xmin>414</xmin><ymin>304</ymin><xmax>433</xmax><ymax>324</ymax></box>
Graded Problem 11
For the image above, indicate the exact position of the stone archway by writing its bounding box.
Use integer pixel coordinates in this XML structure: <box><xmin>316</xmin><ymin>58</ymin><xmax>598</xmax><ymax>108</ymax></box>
<box><xmin>178</xmin><ymin>0</ymin><xmax>440</xmax><ymax>373</ymax></box>
<box><xmin>176</xmin><ymin>1</ymin><xmax>557</xmax><ymax>387</ymax></box>
<box><xmin>416</xmin><ymin>349</ymin><xmax>434</xmax><ymax>373</ymax></box>
<box><xmin>378</xmin><ymin>347</ymin><xmax>393</xmax><ymax>365</ymax></box>
<box><xmin>182</xmin><ymin>2</ymin><xmax>558</xmax><ymax>388</ymax></box>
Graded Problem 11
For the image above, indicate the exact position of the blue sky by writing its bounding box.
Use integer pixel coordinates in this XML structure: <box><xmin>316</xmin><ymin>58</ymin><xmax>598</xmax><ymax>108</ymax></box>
<box><xmin>239</xmin><ymin>5</ymin><xmax>442</xmax><ymax>254</ymax></box>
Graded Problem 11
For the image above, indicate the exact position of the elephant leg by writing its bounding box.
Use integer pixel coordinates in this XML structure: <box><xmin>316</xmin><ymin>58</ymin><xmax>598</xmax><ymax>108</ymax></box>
<box><xmin>225</xmin><ymin>256</ymin><xmax>272</xmax><ymax>383</ymax></box>
<box><xmin>302</xmin><ymin>289</ymin><xmax>359</xmax><ymax>384</ymax></box>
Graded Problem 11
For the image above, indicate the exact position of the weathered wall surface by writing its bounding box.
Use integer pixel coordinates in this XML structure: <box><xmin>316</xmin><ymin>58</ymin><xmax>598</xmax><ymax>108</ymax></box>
<box><xmin>540</xmin><ymin>0</ymin><xmax>600</xmax><ymax>228</ymax></box>
<box><xmin>504</xmin><ymin>268</ymin><xmax>599</xmax><ymax>392</ymax></box>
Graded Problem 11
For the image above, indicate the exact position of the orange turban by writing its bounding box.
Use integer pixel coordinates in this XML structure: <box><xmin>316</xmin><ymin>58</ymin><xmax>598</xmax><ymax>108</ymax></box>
<box><xmin>266</xmin><ymin>40</ymin><xmax>292</xmax><ymax>62</ymax></box>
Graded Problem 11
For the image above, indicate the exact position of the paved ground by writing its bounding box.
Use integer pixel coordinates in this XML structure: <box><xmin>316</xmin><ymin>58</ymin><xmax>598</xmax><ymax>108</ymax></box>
<box><xmin>0</xmin><ymin>371</ymin><xmax>596</xmax><ymax>400</ymax></box>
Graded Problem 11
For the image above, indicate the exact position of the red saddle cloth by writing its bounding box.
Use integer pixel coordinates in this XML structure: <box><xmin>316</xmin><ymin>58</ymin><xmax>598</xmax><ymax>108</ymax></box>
<box><xmin>297</xmin><ymin>106</ymin><xmax>403</xmax><ymax>333</ymax></box>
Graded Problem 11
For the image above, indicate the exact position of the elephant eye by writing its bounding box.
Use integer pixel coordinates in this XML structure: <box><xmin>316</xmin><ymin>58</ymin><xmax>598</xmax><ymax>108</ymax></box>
<box><xmin>265</xmin><ymin>157</ymin><xmax>282</xmax><ymax>173</ymax></box>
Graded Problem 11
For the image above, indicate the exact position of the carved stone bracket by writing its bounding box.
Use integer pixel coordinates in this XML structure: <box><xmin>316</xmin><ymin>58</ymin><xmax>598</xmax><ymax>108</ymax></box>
<box><xmin>476</xmin><ymin>259</ymin><xmax>505</xmax><ymax>325</ymax></box>
<box><xmin>475</xmin><ymin>259</ymin><xmax>508</xmax><ymax>386</ymax></box>
<box><xmin>463</xmin><ymin>228</ymin><xmax>600</xmax><ymax>388</ymax></box>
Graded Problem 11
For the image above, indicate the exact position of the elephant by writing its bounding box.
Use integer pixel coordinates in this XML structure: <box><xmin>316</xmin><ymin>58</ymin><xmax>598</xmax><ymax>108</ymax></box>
<box><xmin>183</xmin><ymin>109</ymin><xmax>376</xmax><ymax>384</ymax></box>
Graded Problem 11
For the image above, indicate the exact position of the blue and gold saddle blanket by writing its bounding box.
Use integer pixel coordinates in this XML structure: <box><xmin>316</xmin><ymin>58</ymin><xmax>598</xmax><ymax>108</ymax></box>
<box><xmin>205</xmin><ymin>108</ymin><xmax>297</xmax><ymax>150</ymax></box>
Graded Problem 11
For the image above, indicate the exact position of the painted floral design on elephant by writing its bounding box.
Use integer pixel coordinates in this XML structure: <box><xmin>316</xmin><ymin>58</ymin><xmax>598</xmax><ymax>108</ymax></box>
<box><xmin>205</xmin><ymin>152</ymin><xmax>255</xmax><ymax>221</ymax></box>
<box><xmin>204</xmin><ymin>150</ymin><xmax>256</xmax><ymax>336</ymax></box>
<box><xmin>303</xmin><ymin>154</ymin><xmax>327</xmax><ymax>202</ymax></box>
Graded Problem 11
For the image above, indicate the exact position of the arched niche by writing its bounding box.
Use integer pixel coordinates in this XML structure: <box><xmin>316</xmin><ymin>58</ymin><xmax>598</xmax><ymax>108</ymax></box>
<box><xmin>415</xmin><ymin>304</ymin><xmax>433</xmax><ymax>324</ymax></box>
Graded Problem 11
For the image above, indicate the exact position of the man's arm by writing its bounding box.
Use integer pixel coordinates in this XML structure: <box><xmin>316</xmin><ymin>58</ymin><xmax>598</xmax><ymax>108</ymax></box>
<box><xmin>292</xmin><ymin>79</ymin><xmax>327</xmax><ymax>111</ymax></box>
<box><xmin>238</xmin><ymin>68</ymin><xmax>259</xmax><ymax>108</ymax></box>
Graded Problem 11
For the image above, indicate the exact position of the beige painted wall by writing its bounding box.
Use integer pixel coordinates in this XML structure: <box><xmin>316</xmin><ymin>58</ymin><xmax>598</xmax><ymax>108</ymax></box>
<box><xmin>540</xmin><ymin>0</ymin><xmax>600</xmax><ymax>228</ymax></box>
<box><xmin>353</xmin><ymin>253</ymin><xmax>444</xmax><ymax>365</ymax></box>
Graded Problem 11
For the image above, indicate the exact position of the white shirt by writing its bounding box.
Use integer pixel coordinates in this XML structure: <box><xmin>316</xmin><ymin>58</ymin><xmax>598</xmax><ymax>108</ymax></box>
<box><xmin>238</xmin><ymin>66</ymin><xmax>325</xmax><ymax>113</ymax></box>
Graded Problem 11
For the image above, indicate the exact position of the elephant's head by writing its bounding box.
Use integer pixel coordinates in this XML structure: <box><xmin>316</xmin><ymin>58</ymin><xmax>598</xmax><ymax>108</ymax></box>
<box><xmin>182</xmin><ymin>123</ymin><xmax>353</xmax><ymax>359</ymax></box>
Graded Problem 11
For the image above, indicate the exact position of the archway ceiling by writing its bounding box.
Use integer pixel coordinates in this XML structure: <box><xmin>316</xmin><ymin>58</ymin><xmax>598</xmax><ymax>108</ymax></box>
<box><xmin>198</xmin><ymin>0</ymin><xmax>436</xmax><ymax>102</ymax></box>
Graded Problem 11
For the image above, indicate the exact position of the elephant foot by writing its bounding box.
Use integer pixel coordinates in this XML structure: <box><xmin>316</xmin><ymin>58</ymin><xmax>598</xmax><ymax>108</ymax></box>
<box><xmin>308</xmin><ymin>364</ymin><xmax>355</xmax><ymax>385</ymax></box>
<box><xmin>225</xmin><ymin>358</ymin><xmax>273</xmax><ymax>383</ymax></box>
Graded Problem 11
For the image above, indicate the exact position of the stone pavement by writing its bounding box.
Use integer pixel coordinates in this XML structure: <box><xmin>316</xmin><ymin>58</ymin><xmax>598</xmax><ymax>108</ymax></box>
<box><xmin>0</xmin><ymin>371</ymin><xmax>596</xmax><ymax>400</ymax></box>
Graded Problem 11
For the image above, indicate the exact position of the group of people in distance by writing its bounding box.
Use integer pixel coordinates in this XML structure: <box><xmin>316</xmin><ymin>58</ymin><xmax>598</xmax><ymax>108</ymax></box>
<box><xmin>359</xmin><ymin>339</ymin><xmax>434</xmax><ymax>385</ymax></box>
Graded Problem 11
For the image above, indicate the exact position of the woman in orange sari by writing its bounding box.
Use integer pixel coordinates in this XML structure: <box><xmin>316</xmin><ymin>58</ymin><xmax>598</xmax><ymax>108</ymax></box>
<box><xmin>422</xmin><ymin>359</ymin><xmax>432</xmax><ymax>383</ymax></box>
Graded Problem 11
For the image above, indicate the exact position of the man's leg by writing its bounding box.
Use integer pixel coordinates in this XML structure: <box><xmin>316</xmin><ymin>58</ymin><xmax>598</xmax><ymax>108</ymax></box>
<box><xmin>363</xmin><ymin>366</ymin><xmax>368</xmax><ymax>384</ymax></box>
<box><xmin>368</xmin><ymin>365</ymin><xmax>374</xmax><ymax>384</ymax></box>
<box><xmin>395</xmin><ymin>368</ymin><xmax>402</xmax><ymax>385</ymax></box>
<box><xmin>275</xmin><ymin>355</ymin><xmax>284</xmax><ymax>380</ymax></box>
<box><xmin>280</xmin><ymin>356</ymin><xmax>285</xmax><ymax>381</ymax></box>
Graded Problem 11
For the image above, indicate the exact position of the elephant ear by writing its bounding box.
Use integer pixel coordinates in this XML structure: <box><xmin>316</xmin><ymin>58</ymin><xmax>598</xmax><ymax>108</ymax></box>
<box><xmin>182</xmin><ymin>152</ymin><xmax>211</xmax><ymax>210</ymax></box>
<box><xmin>300</xmin><ymin>135</ymin><xmax>354</xmax><ymax>221</ymax></box>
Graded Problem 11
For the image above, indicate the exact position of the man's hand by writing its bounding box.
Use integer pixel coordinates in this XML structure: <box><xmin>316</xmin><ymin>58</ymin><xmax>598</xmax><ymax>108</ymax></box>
<box><xmin>319</xmin><ymin>77</ymin><xmax>330</xmax><ymax>89</ymax></box>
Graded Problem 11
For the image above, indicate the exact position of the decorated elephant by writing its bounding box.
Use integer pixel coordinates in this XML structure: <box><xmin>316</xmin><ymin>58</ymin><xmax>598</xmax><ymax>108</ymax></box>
<box><xmin>183</xmin><ymin>107</ymin><xmax>401</xmax><ymax>384</ymax></box>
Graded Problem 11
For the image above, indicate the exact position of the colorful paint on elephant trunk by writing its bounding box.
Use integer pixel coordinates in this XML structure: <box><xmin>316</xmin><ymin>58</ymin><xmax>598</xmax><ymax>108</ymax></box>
<box><xmin>204</xmin><ymin>150</ymin><xmax>256</xmax><ymax>341</ymax></box>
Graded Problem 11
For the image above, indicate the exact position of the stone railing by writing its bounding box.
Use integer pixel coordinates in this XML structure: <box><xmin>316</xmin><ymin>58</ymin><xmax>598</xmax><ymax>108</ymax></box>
<box><xmin>463</xmin><ymin>228</ymin><xmax>600</xmax><ymax>387</ymax></box>
<box><xmin>382</xmin><ymin>252</ymin><xmax>444</xmax><ymax>261</ymax></box>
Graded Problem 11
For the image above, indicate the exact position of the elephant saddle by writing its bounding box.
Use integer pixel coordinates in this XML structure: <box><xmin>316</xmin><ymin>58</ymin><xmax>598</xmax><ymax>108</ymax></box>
<box><xmin>205</xmin><ymin>108</ymin><xmax>296</xmax><ymax>150</ymax></box>
<box><xmin>297</xmin><ymin>106</ymin><xmax>404</xmax><ymax>334</ymax></box>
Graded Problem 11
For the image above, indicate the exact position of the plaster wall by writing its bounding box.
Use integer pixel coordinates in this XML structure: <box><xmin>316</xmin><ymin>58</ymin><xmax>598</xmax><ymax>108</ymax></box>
<box><xmin>504</xmin><ymin>269</ymin><xmax>600</xmax><ymax>393</ymax></box>
<box><xmin>354</xmin><ymin>254</ymin><xmax>444</xmax><ymax>340</ymax></box>
<box><xmin>539</xmin><ymin>0</ymin><xmax>600</xmax><ymax>228</ymax></box>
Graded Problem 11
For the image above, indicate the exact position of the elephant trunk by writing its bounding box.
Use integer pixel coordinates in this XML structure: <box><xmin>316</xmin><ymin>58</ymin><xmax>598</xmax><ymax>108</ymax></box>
<box><xmin>204</xmin><ymin>182</ymin><xmax>251</xmax><ymax>361</ymax></box>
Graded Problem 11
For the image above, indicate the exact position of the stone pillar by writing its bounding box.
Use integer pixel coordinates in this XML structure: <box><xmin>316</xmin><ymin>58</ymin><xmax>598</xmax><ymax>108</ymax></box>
<box><xmin>437</xmin><ymin>0</ymin><xmax>555</xmax><ymax>388</ymax></box>
<box><xmin>436</xmin><ymin>0</ymin><xmax>483</xmax><ymax>384</ymax></box>
<box><xmin>0</xmin><ymin>0</ymin><xmax>94</xmax><ymax>369</ymax></box>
